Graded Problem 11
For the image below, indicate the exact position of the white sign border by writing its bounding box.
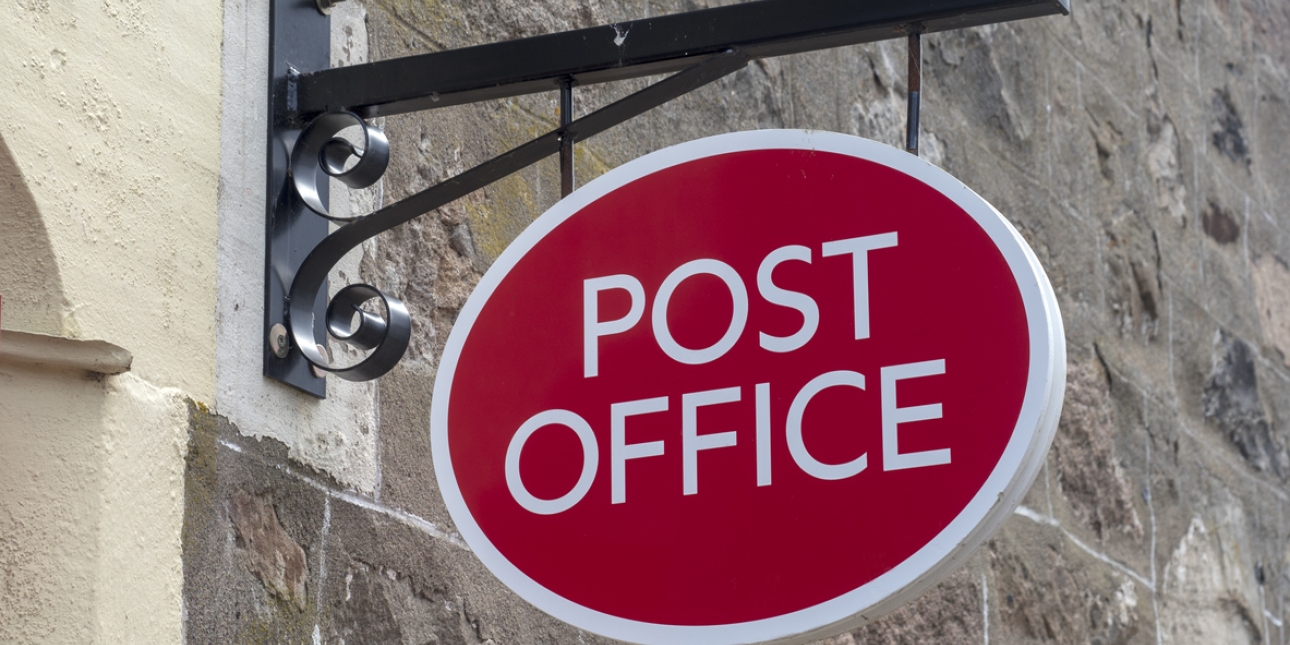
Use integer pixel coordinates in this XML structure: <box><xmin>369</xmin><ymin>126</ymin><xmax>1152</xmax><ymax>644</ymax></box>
<box><xmin>431</xmin><ymin>130</ymin><xmax>1066</xmax><ymax>645</ymax></box>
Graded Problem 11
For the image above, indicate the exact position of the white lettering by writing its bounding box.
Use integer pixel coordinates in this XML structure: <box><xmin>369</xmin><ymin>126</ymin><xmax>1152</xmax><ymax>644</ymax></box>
<box><xmin>757</xmin><ymin>245</ymin><xmax>819</xmax><ymax>353</ymax></box>
<box><xmin>584</xmin><ymin>275</ymin><xmax>646</xmax><ymax>378</ymax></box>
<box><xmin>505</xmin><ymin>410</ymin><xmax>599</xmax><ymax>515</ymax></box>
<box><xmin>682</xmin><ymin>387</ymin><xmax>741</xmax><ymax>495</ymax></box>
<box><xmin>821</xmin><ymin>232</ymin><xmax>898</xmax><ymax>340</ymax></box>
<box><xmin>611</xmin><ymin>397</ymin><xmax>669</xmax><ymax>504</ymax></box>
<box><xmin>881</xmin><ymin>359</ymin><xmax>949</xmax><ymax>471</ymax></box>
<box><xmin>756</xmin><ymin>382</ymin><xmax>772</xmax><ymax>487</ymax></box>
<box><xmin>786</xmin><ymin>370</ymin><xmax>869</xmax><ymax>480</ymax></box>
<box><xmin>652</xmin><ymin>259</ymin><xmax>749</xmax><ymax>365</ymax></box>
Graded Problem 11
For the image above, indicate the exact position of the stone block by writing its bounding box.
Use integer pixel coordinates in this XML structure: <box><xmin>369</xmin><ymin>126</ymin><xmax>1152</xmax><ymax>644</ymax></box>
<box><xmin>183</xmin><ymin>414</ymin><xmax>329</xmax><ymax>645</ymax></box>
<box><xmin>817</xmin><ymin>564</ymin><xmax>985</xmax><ymax>645</ymax></box>
<box><xmin>318</xmin><ymin>494</ymin><xmax>615</xmax><ymax>645</ymax></box>
<box><xmin>986</xmin><ymin>516</ymin><xmax>1156</xmax><ymax>645</ymax></box>
<box><xmin>1046</xmin><ymin>355</ymin><xmax>1152</xmax><ymax>575</ymax></box>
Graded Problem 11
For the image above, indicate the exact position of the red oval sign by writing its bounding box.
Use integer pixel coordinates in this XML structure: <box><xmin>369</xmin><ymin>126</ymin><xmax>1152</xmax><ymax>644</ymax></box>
<box><xmin>432</xmin><ymin>131</ymin><xmax>1064</xmax><ymax>645</ymax></box>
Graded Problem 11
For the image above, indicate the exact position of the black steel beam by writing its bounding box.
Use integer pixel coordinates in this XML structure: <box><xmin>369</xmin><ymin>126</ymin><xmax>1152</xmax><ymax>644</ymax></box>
<box><xmin>297</xmin><ymin>0</ymin><xmax>1069</xmax><ymax>119</ymax></box>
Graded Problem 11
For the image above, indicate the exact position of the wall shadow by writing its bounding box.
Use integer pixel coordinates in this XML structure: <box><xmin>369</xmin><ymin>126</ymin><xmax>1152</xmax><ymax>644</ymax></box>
<box><xmin>0</xmin><ymin>132</ymin><xmax>65</xmax><ymax>334</ymax></box>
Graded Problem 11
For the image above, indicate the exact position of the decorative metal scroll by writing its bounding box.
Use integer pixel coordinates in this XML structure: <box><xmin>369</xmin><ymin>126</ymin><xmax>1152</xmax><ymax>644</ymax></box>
<box><xmin>285</xmin><ymin>52</ymin><xmax>751</xmax><ymax>382</ymax></box>
<box><xmin>266</xmin><ymin>0</ymin><xmax>1070</xmax><ymax>396</ymax></box>
<box><xmin>290</xmin><ymin>111</ymin><xmax>389</xmax><ymax>222</ymax></box>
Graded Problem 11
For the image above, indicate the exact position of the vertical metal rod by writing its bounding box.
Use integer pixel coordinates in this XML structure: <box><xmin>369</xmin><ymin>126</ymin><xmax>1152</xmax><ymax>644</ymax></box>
<box><xmin>560</xmin><ymin>78</ymin><xmax>576</xmax><ymax>197</ymax></box>
<box><xmin>906</xmin><ymin>31</ymin><xmax>922</xmax><ymax>156</ymax></box>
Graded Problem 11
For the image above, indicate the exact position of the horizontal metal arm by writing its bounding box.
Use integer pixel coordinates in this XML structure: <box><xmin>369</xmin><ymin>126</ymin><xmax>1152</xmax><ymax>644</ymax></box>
<box><xmin>297</xmin><ymin>0</ymin><xmax>1069</xmax><ymax>118</ymax></box>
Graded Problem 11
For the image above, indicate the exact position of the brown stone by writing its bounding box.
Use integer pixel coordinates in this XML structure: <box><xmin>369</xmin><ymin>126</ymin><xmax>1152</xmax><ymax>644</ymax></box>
<box><xmin>229</xmin><ymin>491</ymin><xmax>309</xmax><ymax>611</ymax></box>
<box><xmin>830</xmin><ymin>567</ymin><xmax>984</xmax><ymax>645</ymax></box>
<box><xmin>1053</xmin><ymin>359</ymin><xmax>1144</xmax><ymax>542</ymax></box>
<box><xmin>1252</xmin><ymin>255</ymin><xmax>1290</xmax><ymax>368</ymax></box>
<box><xmin>1202</xmin><ymin>200</ymin><xmax>1241</xmax><ymax>245</ymax></box>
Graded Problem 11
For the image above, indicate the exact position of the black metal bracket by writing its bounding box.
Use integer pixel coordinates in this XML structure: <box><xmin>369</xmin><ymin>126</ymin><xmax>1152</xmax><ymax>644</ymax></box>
<box><xmin>265</xmin><ymin>0</ymin><xmax>1070</xmax><ymax>397</ymax></box>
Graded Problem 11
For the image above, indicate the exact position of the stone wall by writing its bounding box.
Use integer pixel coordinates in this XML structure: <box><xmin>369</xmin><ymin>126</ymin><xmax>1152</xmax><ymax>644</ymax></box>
<box><xmin>192</xmin><ymin>0</ymin><xmax>1290</xmax><ymax>643</ymax></box>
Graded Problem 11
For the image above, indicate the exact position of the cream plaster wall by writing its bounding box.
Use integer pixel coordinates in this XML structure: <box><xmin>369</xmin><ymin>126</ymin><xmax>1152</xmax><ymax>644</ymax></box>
<box><xmin>1</xmin><ymin>0</ymin><xmax>221</xmax><ymax>399</ymax></box>
<box><xmin>0</xmin><ymin>364</ymin><xmax>189</xmax><ymax>644</ymax></box>
<box><xmin>0</xmin><ymin>363</ymin><xmax>105</xmax><ymax>644</ymax></box>
<box><xmin>0</xmin><ymin>0</ymin><xmax>223</xmax><ymax>642</ymax></box>
<box><xmin>94</xmin><ymin>373</ymin><xmax>189</xmax><ymax>642</ymax></box>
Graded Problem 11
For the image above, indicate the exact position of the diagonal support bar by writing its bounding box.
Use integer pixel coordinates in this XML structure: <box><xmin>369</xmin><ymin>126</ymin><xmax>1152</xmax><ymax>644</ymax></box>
<box><xmin>284</xmin><ymin>51</ymin><xmax>752</xmax><ymax>385</ymax></box>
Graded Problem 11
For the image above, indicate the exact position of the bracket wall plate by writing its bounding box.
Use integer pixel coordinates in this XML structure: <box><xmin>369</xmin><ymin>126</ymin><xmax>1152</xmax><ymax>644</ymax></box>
<box><xmin>264</xmin><ymin>0</ymin><xmax>330</xmax><ymax>397</ymax></box>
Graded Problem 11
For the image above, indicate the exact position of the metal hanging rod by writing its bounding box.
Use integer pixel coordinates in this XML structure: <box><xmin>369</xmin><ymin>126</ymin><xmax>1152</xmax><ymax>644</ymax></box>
<box><xmin>907</xmin><ymin>31</ymin><xmax>923</xmax><ymax>156</ymax></box>
<box><xmin>265</xmin><ymin>0</ymin><xmax>1070</xmax><ymax>396</ymax></box>
<box><xmin>560</xmin><ymin>78</ymin><xmax>576</xmax><ymax>197</ymax></box>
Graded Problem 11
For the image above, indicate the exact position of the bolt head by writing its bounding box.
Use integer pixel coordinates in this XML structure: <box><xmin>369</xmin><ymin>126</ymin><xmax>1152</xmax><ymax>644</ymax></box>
<box><xmin>312</xmin><ymin>344</ymin><xmax>332</xmax><ymax>379</ymax></box>
<box><xmin>315</xmin><ymin>0</ymin><xmax>346</xmax><ymax>15</ymax></box>
<box><xmin>269</xmin><ymin>323</ymin><xmax>290</xmax><ymax>358</ymax></box>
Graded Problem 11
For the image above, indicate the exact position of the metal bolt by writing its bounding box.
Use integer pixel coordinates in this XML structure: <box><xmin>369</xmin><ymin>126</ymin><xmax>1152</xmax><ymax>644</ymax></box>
<box><xmin>269</xmin><ymin>324</ymin><xmax>291</xmax><ymax>358</ymax></box>
<box><xmin>315</xmin><ymin>0</ymin><xmax>347</xmax><ymax>15</ymax></box>
<box><xmin>312</xmin><ymin>344</ymin><xmax>332</xmax><ymax>379</ymax></box>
